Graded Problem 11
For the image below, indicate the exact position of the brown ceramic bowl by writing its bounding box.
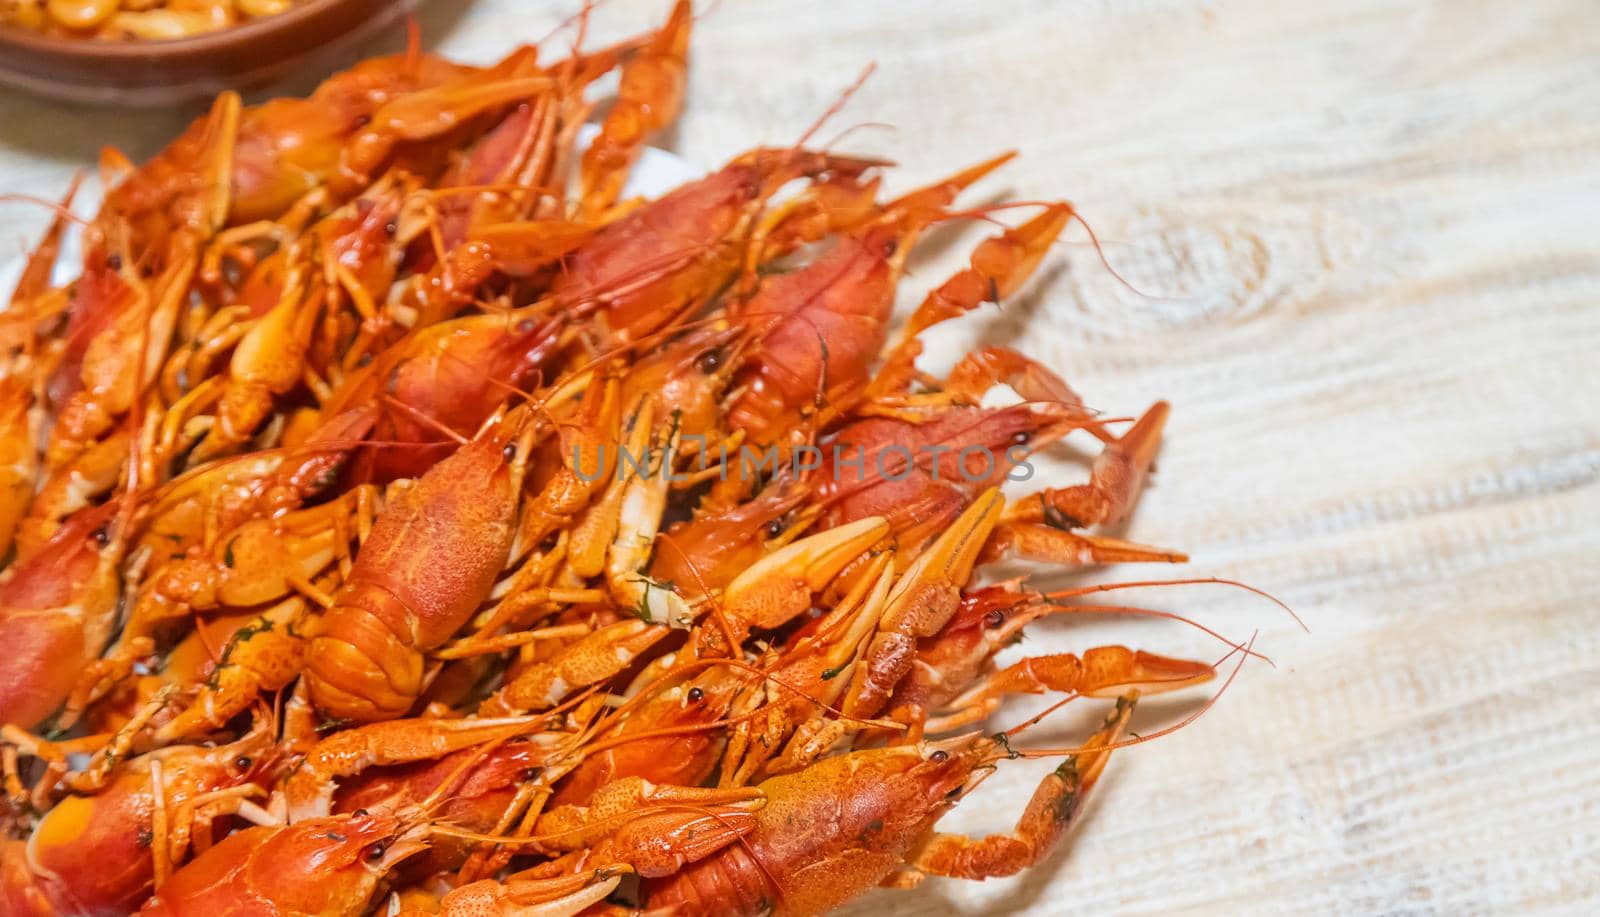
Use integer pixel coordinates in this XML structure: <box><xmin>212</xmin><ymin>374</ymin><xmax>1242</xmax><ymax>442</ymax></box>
<box><xmin>0</xmin><ymin>0</ymin><xmax>418</xmax><ymax>107</ymax></box>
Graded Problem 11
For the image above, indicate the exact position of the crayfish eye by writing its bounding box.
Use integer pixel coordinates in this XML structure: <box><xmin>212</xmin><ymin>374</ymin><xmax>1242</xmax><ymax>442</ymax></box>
<box><xmin>1011</xmin><ymin>431</ymin><xmax>1031</xmax><ymax>446</ymax></box>
<box><xmin>105</xmin><ymin>253</ymin><xmax>123</xmax><ymax>271</ymax></box>
<box><xmin>518</xmin><ymin>767</ymin><xmax>539</xmax><ymax>781</ymax></box>
<box><xmin>352</xmin><ymin>809</ymin><xmax>369</xmax><ymax>817</ymax></box>
<box><xmin>694</xmin><ymin>348</ymin><xmax>724</xmax><ymax>374</ymax></box>
<box><xmin>90</xmin><ymin>526</ymin><xmax>110</xmax><ymax>547</ymax></box>
<box><xmin>928</xmin><ymin>750</ymin><xmax>950</xmax><ymax>763</ymax></box>
<box><xmin>686</xmin><ymin>687</ymin><xmax>705</xmax><ymax>703</ymax></box>
<box><xmin>502</xmin><ymin>443</ymin><xmax>517</xmax><ymax>461</ymax></box>
<box><xmin>233</xmin><ymin>755</ymin><xmax>252</xmax><ymax>769</ymax></box>
<box><xmin>364</xmin><ymin>843</ymin><xmax>386</xmax><ymax>863</ymax></box>
<box><xmin>984</xmin><ymin>610</ymin><xmax>1006</xmax><ymax>629</ymax></box>
<box><xmin>763</xmin><ymin>519</ymin><xmax>784</xmax><ymax>539</ymax></box>
<box><xmin>881</xmin><ymin>238</ymin><xmax>898</xmax><ymax>257</ymax></box>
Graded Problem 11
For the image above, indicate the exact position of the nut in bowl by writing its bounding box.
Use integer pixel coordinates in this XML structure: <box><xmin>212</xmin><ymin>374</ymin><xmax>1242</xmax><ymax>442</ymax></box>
<box><xmin>0</xmin><ymin>0</ymin><xmax>418</xmax><ymax>106</ymax></box>
<box><xmin>3</xmin><ymin>0</ymin><xmax>306</xmax><ymax>40</ymax></box>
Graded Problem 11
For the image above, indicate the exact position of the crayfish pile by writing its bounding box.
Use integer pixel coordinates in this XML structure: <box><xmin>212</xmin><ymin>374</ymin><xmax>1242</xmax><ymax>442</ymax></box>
<box><xmin>0</xmin><ymin>4</ymin><xmax>1252</xmax><ymax>915</ymax></box>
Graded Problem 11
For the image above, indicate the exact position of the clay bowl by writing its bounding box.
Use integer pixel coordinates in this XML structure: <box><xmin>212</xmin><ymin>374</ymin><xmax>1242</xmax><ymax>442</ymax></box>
<box><xmin>0</xmin><ymin>0</ymin><xmax>417</xmax><ymax>107</ymax></box>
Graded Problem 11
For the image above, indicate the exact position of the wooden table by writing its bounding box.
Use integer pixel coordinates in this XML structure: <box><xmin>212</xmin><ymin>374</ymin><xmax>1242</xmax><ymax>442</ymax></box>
<box><xmin>1</xmin><ymin>1</ymin><xmax>1594</xmax><ymax>912</ymax></box>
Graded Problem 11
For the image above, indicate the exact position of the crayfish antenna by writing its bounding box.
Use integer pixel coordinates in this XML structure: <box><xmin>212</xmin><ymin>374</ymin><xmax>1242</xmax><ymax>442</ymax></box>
<box><xmin>791</xmin><ymin>62</ymin><xmax>878</xmax><ymax>153</ymax></box>
<box><xmin>1039</xmin><ymin>575</ymin><xmax>1307</xmax><ymax>634</ymax></box>
<box><xmin>1031</xmin><ymin>600</ymin><xmax>1273</xmax><ymax>667</ymax></box>
<box><xmin>378</xmin><ymin>394</ymin><xmax>470</xmax><ymax>446</ymax></box>
<box><xmin>3</xmin><ymin>175</ymin><xmax>87</xmax><ymax>310</ymax></box>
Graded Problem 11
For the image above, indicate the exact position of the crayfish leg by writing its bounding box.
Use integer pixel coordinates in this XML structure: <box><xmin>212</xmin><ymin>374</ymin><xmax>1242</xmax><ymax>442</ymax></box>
<box><xmin>577</xmin><ymin>0</ymin><xmax>692</xmax><ymax>220</ymax></box>
<box><xmin>427</xmin><ymin>868</ymin><xmax>626</xmax><ymax>917</ymax></box>
<box><xmin>908</xmin><ymin>694</ymin><xmax>1137</xmax><ymax>881</ymax></box>
<box><xmin>281</xmin><ymin>714</ymin><xmax>551</xmax><ymax>822</ymax></box>
<box><xmin>1023</xmin><ymin>400</ymin><xmax>1171</xmax><ymax>530</ymax></box>
<box><xmin>842</xmin><ymin>490</ymin><xmax>1003</xmax><ymax>721</ymax></box>
<box><xmin>713</xmin><ymin>513</ymin><xmax>890</xmax><ymax>637</ymax></box>
<box><xmin>607</xmin><ymin>806</ymin><xmax>761</xmax><ymax>878</ymax></box>
<box><xmin>871</xmin><ymin>206</ymin><xmax>1074</xmax><ymax>401</ymax></box>
<box><xmin>922</xmin><ymin>648</ymin><xmax>1214</xmax><ymax>739</ymax></box>
<box><xmin>980</xmin><ymin>522</ymin><xmax>1187</xmax><ymax>567</ymax></box>
<box><xmin>480</xmin><ymin>618</ymin><xmax>667</xmax><ymax>714</ymax></box>
<box><xmin>537</xmin><ymin>777</ymin><xmax>763</xmax><ymax>853</ymax></box>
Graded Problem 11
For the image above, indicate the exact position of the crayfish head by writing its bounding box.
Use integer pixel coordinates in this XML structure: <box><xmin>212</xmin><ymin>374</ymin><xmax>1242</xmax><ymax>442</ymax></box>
<box><xmin>323</xmin><ymin>175</ymin><xmax>411</xmax><ymax>272</ymax></box>
<box><xmin>739</xmin><ymin>147</ymin><xmax>890</xmax><ymax>197</ymax></box>
<box><xmin>965</xmin><ymin>401</ymin><xmax>1090</xmax><ymax>482</ymax></box>
<box><xmin>460</xmin><ymin>404</ymin><xmax>540</xmax><ymax>497</ymax></box>
<box><xmin>651</xmin><ymin>483</ymin><xmax>811</xmax><ymax>597</ymax></box>
<box><xmin>949</xmin><ymin>580</ymin><xmax>1046</xmax><ymax>641</ymax></box>
<box><xmin>884</xmin><ymin>736</ymin><xmax>994</xmax><ymax>813</ymax></box>
<box><xmin>279</xmin><ymin>812</ymin><xmax>424</xmax><ymax>910</ymax></box>
<box><xmin>620</xmin><ymin>321</ymin><xmax>751</xmax><ymax>439</ymax></box>
<box><xmin>210</xmin><ymin>709</ymin><xmax>289</xmax><ymax>785</ymax></box>
<box><xmin>369</xmin><ymin>820</ymin><xmax>433</xmax><ymax>877</ymax></box>
<box><xmin>0</xmin><ymin>497</ymin><xmax>127</xmax><ymax>609</ymax></box>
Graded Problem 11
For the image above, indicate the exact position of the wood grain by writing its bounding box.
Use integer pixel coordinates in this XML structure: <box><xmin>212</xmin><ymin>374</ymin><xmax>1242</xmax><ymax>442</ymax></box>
<box><xmin>1</xmin><ymin>0</ymin><xmax>1595</xmax><ymax>912</ymax></box>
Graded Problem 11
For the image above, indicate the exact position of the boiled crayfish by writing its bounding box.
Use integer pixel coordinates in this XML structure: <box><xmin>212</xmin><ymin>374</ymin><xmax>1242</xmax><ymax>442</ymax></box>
<box><xmin>0</xmin><ymin>3</ymin><xmax>1281</xmax><ymax>914</ymax></box>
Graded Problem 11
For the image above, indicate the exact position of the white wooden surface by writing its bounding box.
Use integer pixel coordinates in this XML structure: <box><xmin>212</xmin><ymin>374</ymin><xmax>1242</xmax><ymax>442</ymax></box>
<box><xmin>2</xmin><ymin>0</ymin><xmax>1597</xmax><ymax>913</ymax></box>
